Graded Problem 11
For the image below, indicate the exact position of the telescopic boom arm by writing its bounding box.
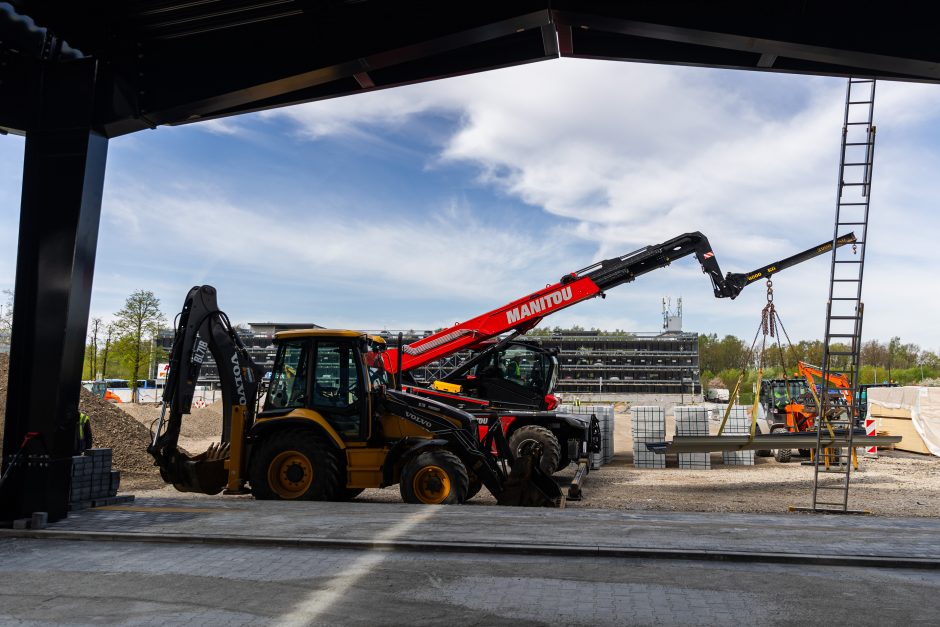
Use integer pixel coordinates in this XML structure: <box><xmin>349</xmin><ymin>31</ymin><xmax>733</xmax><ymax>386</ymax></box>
<box><xmin>384</xmin><ymin>232</ymin><xmax>856</xmax><ymax>374</ymax></box>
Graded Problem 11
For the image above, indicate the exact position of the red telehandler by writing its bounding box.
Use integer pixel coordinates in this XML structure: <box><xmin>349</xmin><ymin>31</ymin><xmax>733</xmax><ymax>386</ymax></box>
<box><xmin>378</xmin><ymin>232</ymin><xmax>857</xmax><ymax>476</ymax></box>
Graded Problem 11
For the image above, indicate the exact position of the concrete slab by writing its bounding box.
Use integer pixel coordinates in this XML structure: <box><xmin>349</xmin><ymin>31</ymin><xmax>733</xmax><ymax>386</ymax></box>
<box><xmin>2</xmin><ymin>537</ymin><xmax>938</xmax><ymax>626</ymax></box>
<box><xmin>3</xmin><ymin>497</ymin><xmax>938</xmax><ymax>568</ymax></box>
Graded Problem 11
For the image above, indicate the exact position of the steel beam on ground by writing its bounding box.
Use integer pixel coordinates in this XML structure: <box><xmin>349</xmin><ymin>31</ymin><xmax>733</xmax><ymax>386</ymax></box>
<box><xmin>0</xmin><ymin>58</ymin><xmax>108</xmax><ymax>524</ymax></box>
<box><xmin>647</xmin><ymin>434</ymin><xmax>901</xmax><ymax>454</ymax></box>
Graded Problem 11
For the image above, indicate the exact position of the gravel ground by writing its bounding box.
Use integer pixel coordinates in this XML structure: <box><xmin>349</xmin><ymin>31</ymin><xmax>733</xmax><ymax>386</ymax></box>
<box><xmin>123</xmin><ymin>406</ymin><xmax>940</xmax><ymax>516</ymax></box>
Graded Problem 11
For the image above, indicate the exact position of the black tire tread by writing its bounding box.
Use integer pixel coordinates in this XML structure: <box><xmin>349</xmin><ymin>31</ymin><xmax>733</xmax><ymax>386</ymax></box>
<box><xmin>400</xmin><ymin>449</ymin><xmax>469</xmax><ymax>505</ymax></box>
<box><xmin>771</xmin><ymin>427</ymin><xmax>792</xmax><ymax>464</ymax></box>
<box><xmin>509</xmin><ymin>425</ymin><xmax>562</xmax><ymax>476</ymax></box>
<box><xmin>249</xmin><ymin>428</ymin><xmax>340</xmax><ymax>500</ymax></box>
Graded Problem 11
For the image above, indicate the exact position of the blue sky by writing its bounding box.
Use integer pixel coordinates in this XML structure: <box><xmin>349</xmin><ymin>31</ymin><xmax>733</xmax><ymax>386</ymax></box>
<box><xmin>1</xmin><ymin>58</ymin><xmax>939</xmax><ymax>348</ymax></box>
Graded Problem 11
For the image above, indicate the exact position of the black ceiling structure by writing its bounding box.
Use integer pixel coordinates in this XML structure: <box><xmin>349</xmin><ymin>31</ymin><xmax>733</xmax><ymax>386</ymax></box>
<box><xmin>2</xmin><ymin>1</ymin><xmax>939</xmax><ymax>522</ymax></box>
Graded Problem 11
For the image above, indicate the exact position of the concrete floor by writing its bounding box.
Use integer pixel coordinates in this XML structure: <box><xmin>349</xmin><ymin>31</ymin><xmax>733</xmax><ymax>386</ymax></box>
<box><xmin>1</xmin><ymin>538</ymin><xmax>938</xmax><ymax>626</ymax></box>
<box><xmin>1</xmin><ymin>498</ymin><xmax>938</xmax><ymax>625</ymax></box>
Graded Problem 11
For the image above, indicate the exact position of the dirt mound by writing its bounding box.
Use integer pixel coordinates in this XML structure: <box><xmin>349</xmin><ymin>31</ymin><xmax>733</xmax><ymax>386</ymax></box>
<box><xmin>121</xmin><ymin>400</ymin><xmax>223</xmax><ymax>441</ymax></box>
<box><xmin>79</xmin><ymin>387</ymin><xmax>157</xmax><ymax>473</ymax></box>
<box><xmin>185</xmin><ymin>403</ymin><xmax>224</xmax><ymax>439</ymax></box>
<box><xmin>0</xmin><ymin>350</ymin><xmax>156</xmax><ymax>475</ymax></box>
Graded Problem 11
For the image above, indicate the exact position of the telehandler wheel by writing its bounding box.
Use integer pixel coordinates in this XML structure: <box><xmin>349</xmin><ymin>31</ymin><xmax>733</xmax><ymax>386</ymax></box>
<box><xmin>400</xmin><ymin>450</ymin><xmax>469</xmax><ymax>505</ymax></box>
<box><xmin>250</xmin><ymin>429</ymin><xmax>340</xmax><ymax>501</ymax></box>
<box><xmin>509</xmin><ymin>425</ymin><xmax>561</xmax><ymax>476</ymax></box>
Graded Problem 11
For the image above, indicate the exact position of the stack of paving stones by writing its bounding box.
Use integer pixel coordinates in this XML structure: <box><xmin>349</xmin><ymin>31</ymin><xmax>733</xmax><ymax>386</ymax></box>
<box><xmin>675</xmin><ymin>406</ymin><xmax>710</xmax><ymax>470</ymax></box>
<box><xmin>721</xmin><ymin>406</ymin><xmax>756</xmax><ymax>466</ymax></box>
<box><xmin>69</xmin><ymin>448</ymin><xmax>134</xmax><ymax>511</ymax></box>
<box><xmin>559</xmin><ymin>404</ymin><xmax>616</xmax><ymax>469</ymax></box>
<box><xmin>631</xmin><ymin>406</ymin><xmax>665</xmax><ymax>468</ymax></box>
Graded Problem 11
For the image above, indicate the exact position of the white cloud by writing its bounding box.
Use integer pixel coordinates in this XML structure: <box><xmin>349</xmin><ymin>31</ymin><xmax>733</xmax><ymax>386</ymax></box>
<box><xmin>265</xmin><ymin>60</ymin><xmax>940</xmax><ymax>347</ymax></box>
<box><xmin>97</xmin><ymin>182</ymin><xmax>578</xmax><ymax>330</ymax></box>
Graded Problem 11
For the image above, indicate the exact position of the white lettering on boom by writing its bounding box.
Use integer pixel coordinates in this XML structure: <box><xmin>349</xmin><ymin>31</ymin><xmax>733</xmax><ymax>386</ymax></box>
<box><xmin>505</xmin><ymin>286</ymin><xmax>573</xmax><ymax>325</ymax></box>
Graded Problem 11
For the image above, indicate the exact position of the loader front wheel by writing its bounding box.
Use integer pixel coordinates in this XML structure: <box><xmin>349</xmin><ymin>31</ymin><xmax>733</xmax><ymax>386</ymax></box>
<box><xmin>509</xmin><ymin>426</ymin><xmax>561</xmax><ymax>476</ymax></box>
<box><xmin>250</xmin><ymin>429</ymin><xmax>340</xmax><ymax>500</ymax></box>
<box><xmin>400</xmin><ymin>450</ymin><xmax>468</xmax><ymax>505</ymax></box>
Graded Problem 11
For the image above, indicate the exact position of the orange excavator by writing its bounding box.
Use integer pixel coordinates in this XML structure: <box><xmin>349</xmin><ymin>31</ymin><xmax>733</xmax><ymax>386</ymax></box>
<box><xmin>770</xmin><ymin>361</ymin><xmax>852</xmax><ymax>462</ymax></box>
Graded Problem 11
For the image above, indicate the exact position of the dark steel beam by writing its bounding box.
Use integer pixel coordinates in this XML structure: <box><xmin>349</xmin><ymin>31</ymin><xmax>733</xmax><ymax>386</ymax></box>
<box><xmin>122</xmin><ymin>10</ymin><xmax>554</xmax><ymax>133</ymax></box>
<box><xmin>554</xmin><ymin>11</ymin><xmax>940</xmax><ymax>81</ymax></box>
<box><xmin>0</xmin><ymin>57</ymin><xmax>108</xmax><ymax>524</ymax></box>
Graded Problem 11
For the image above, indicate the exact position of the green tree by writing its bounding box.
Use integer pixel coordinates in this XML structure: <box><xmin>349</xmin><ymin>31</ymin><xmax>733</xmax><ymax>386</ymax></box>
<box><xmin>100</xmin><ymin>323</ymin><xmax>114</xmax><ymax>378</ymax></box>
<box><xmin>85</xmin><ymin>317</ymin><xmax>102</xmax><ymax>379</ymax></box>
<box><xmin>113</xmin><ymin>290</ymin><xmax>166</xmax><ymax>402</ymax></box>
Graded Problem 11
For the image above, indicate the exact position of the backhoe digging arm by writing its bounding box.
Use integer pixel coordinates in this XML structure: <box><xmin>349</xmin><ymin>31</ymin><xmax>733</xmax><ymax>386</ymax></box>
<box><xmin>148</xmin><ymin>285</ymin><xmax>263</xmax><ymax>495</ymax></box>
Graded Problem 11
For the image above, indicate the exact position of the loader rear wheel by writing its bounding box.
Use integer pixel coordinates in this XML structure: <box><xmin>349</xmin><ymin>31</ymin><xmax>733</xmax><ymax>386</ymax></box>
<box><xmin>400</xmin><ymin>450</ymin><xmax>468</xmax><ymax>505</ymax></box>
<box><xmin>250</xmin><ymin>429</ymin><xmax>339</xmax><ymax>500</ymax></box>
<box><xmin>509</xmin><ymin>426</ymin><xmax>561</xmax><ymax>476</ymax></box>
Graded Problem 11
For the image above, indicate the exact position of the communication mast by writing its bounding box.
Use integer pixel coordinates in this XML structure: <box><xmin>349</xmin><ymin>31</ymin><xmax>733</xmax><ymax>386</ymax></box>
<box><xmin>662</xmin><ymin>297</ymin><xmax>683</xmax><ymax>334</ymax></box>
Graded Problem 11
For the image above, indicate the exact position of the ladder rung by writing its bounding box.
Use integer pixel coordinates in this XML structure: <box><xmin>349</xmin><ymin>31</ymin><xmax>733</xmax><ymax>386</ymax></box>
<box><xmin>850</xmin><ymin>79</ymin><xmax>875</xmax><ymax>83</ymax></box>
<box><xmin>831</xmin><ymin>297</ymin><xmax>860</xmax><ymax>300</ymax></box>
<box><xmin>848</xmin><ymin>100</ymin><xmax>873</xmax><ymax>104</ymax></box>
<box><xmin>845</xmin><ymin>122</ymin><xmax>871</xmax><ymax>126</ymax></box>
<box><xmin>830</xmin><ymin>316</ymin><xmax>861</xmax><ymax>320</ymax></box>
<box><xmin>837</xmin><ymin>221</ymin><xmax>867</xmax><ymax>225</ymax></box>
<box><xmin>838</xmin><ymin>202</ymin><xmax>868</xmax><ymax>206</ymax></box>
<box><xmin>845</xmin><ymin>142</ymin><xmax>874</xmax><ymax>146</ymax></box>
<box><xmin>834</xmin><ymin>260</ymin><xmax>862</xmax><ymax>264</ymax></box>
<box><xmin>814</xmin><ymin>501</ymin><xmax>848</xmax><ymax>506</ymax></box>
<box><xmin>843</xmin><ymin>162</ymin><xmax>872</xmax><ymax>166</ymax></box>
<box><xmin>841</xmin><ymin>182</ymin><xmax>869</xmax><ymax>186</ymax></box>
<box><xmin>827</xmin><ymin>334</ymin><xmax>856</xmax><ymax>338</ymax></box>
<box><xmin>832</xmin><ymin>279</ymin><xmax>861</xmax><ymax>283</ymax></box>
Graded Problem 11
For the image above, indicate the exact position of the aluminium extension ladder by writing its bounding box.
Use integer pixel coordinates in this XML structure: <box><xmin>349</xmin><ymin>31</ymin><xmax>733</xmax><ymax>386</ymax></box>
<box><xmin>799</xmin><ymin>77</ymin><xmax>877</xmax><ymax>514</ymax></box>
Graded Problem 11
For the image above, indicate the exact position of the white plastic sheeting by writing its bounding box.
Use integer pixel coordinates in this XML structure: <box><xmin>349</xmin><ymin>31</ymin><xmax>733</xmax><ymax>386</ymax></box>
<box><xmin>867</xmin><ymin>386</ymin><xmax>940</xmax><ymax>457</ymax></box>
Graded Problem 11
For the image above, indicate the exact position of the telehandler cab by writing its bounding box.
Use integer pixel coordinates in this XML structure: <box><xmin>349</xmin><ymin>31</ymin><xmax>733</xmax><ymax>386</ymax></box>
<box><xmin>148</xmin><ymin>286</ymin><xmax>562</xmax><ymax>507</ymax></box>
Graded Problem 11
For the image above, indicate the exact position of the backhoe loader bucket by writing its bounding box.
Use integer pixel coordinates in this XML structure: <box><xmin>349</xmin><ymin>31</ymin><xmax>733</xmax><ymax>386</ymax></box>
<box><xmin>496</xmin><ymin>444</ymin><xmax>564</xmax><ymax>507</ymax></box>
<box><xmin>159</xmin><ymin>443</ymin><xmax>229</xmax><ymax>495</ymax></box>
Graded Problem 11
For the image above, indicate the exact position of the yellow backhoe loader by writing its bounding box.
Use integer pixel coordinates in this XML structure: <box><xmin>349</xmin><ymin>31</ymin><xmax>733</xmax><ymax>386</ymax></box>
<box><xmin>148</xmin><ymin>285</ymin><xmax>562</xmax><ymax>506</ymax></box>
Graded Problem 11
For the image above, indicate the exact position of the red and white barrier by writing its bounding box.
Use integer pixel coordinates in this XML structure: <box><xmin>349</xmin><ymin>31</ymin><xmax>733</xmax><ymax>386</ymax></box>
<box><xmin>865</xmin><ymin>416</ymin><xmax>878</xmax><ymax>456</ymax></box>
